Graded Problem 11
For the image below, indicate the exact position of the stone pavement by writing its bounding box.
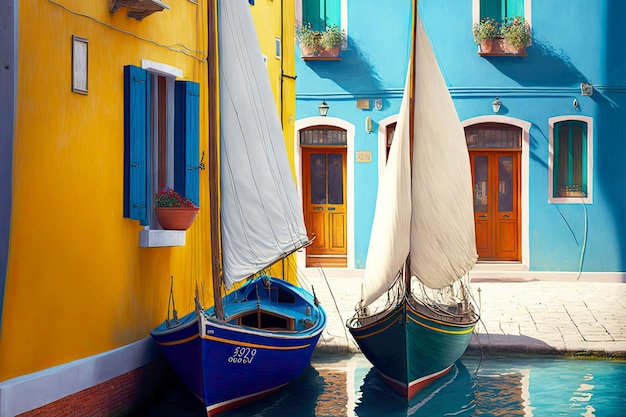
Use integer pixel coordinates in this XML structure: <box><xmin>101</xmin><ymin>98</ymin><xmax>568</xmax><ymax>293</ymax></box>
<box><xmin>300</xmin><ymin>268</ymin><xmax>626</xmax><ymax>358</ymax></box>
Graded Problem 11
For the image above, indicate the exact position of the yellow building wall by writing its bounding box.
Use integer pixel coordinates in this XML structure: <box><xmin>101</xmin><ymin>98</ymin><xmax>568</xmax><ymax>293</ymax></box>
<box><xmin>250</xmin><ymin>1</ymin><xmax>301</xmax><ymax>283</ymax></box>
<box><xmin>1</xmin><ymin>0</ymin><xmax>301</xmax><ymax>384</ymax></box>
<box><xmin>0</xmin><ymin>0</ymin><xmax>211</xmax><ymax>380</ymax></box>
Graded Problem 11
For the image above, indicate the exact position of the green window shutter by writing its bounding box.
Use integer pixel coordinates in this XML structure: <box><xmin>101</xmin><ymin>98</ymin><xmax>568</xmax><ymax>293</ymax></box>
<box><xmin>174</xmin><ymin>81</ymin><xmax>201</xmax><ymax>207</ymax></box>
<box><xmin>480</xmin><ymin>0</ymin><xmax>524</xmax><ymax>20</ymax></box>
<box><xmin>303</xmin><ymin>0</ymin><xmax>323</xmax><ymax>30</ymax></box>
<box><xmin>504</xmin><ymin>0</ymin><xmax>524</xmax><ymax>18</ymax></box>
<box><xmin>573</xmin><ymin>122</ymin><xmax>588</xmax><ymax>195</ymax></box>
<box><xmin>303</xmin><ymin>0</ymin><xmax>340</xmax><ymax>30</ymax></box>
<box><xmin>480</xmin><ymin>0</ymin><xmax>501</xmax><ymax>20</ymax></box>
<box><xmin>325</xmin><ymin>0</ymin><xmax>340</xmax><ymax>27</ymax></box>
<box><xmin>123</xmin><ymin>65</ymin><xmax>150</xmax><ymax>225</ymax></box>
<box><xmin>554</xmin><ymin>121</ymin><xmax>587</xmax><ymax>197</ymax></box>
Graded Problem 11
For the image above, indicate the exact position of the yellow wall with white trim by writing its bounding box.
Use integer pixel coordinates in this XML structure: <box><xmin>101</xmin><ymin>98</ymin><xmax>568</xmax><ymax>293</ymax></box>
<box><xmin>0</xmin><ymin>0</ymin><xmax>211</xmax><ymax>380</ymax></box>
<box><xmin>1</xmin><ymin>0</ymin><xmax>298</xmax><ymax>383</ymax></box>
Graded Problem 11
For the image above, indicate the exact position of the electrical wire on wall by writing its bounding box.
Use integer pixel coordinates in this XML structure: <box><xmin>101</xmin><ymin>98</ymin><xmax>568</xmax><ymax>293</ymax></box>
<box><xmin>577</xmin><ymin>199</ymin><xmax>588</xmax><ymax>280</ymax></box>
<box><xmin>47</xmin><ymin>0</ymin><xmax>207</xmax><ymax>62</ymax></box>
<box><xmin>555</xmin><ymin>199</ymin><xmax>588</xmax><ymax>280</ymax></box>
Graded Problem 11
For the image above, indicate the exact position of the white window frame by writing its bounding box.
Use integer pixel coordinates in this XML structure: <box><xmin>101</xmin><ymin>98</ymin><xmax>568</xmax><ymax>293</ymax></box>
<box><xmin>139</xmin><ymin>59</ymin><xmax>187</xmax><ymax>247</ymax></box>
<box><xmin>295</xmin><ymin>0</ymin><xmax>348</xmax><ymax>48</ymax></box>
<box><xmin>548</xmin><ymin>115</ymin><xmax>593</xmax><ymax>205</ymax></box>
<box><xmin>472</xmin><ymin>0</ymin><xmax>533</xmax><ymax>46</ymax></box>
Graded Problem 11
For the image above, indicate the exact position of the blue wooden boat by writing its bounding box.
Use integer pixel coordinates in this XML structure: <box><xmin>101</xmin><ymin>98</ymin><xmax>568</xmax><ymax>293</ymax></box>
<box><xmin>151</xmin><ymin>276</ymin><xmax>326</xmax><ymax>416</ymax></box>
<box><xmin>151</xmin><ymin>0</ymin><xmax>327</xmax><ymax>415</ymax></box>
<box><xmin>346</xmin><ymin>2</ymin><xmax>479</xmax><ymax>401</ymax></box>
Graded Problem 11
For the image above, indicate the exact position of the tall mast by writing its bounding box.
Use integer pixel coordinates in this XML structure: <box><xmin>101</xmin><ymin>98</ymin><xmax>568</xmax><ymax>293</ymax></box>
<box><xmin>406</xmin><ymin>0</ymin><xmax>417</xmax><ymax>295</ymax></box>
<box><xmin>208</xmin><ymin>0</ymin><xmax>224</xmax><ymax>320</ymax></box>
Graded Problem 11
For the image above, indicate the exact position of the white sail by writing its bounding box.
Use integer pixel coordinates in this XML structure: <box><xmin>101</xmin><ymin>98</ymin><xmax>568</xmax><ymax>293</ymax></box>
<box><xmin>410</xmin><ymin>13</ymin><xmax>477</xmax><ymax>288</ymax></box>
<box><xmin>361</xmin><ymin>11</ymin><xmax>477</xmax><ymax>305</ymax></box>
<box><xmin>361</xmin><ymin>69</ymin><xmax>412</xmax><ymax>306</ymax></box>
<box><xmin>218</xmin><ymin>0</ymin><xmax>309</xmax><ymax>289</ymax></box>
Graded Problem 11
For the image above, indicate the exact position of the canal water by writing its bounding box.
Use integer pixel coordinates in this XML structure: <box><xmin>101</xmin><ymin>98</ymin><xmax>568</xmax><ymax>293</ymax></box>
<box><xmin>134</xmin><ymin>353</ymin><xmax>626</xmax><ymax>416</ymax></box>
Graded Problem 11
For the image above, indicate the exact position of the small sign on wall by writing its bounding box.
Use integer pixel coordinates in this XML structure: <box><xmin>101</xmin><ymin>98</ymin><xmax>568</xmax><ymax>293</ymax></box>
<box><xmin>356</xmin><ymin>99</ymin><xmax>370</xmax><ymax>110</ymax></box>
<box><xmin>72</xmin><ymin>35</ymin><xmax>88</xmax><ymax>95</ymax></box>
<box><xmin>356</xmin><ymin>151</ymin><xmax>372</xmax><ymax>163</ymax></box>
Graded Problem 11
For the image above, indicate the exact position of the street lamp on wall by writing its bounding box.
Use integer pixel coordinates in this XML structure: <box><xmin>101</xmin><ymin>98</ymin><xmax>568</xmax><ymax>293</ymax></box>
<box><xmin>492</xmin><ymin>97</ymin><xmax>502</xmax><ymax>114</ymax></box>
<box><xmin>318</xmin><ymin>101</ymin><xmax>329</xmax><ymax>117</ymax></box>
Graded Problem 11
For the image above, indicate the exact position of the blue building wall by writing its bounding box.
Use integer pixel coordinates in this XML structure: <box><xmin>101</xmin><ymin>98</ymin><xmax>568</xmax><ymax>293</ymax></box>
<box><xmin>296</xmin><ymin>0</ymin><xmax>412</xmax><ymax>268</ymax></box>
<box><xmin>295</xmin><ymin>0</ymin><xmax>626</xmax><ymax>275</ymax></box>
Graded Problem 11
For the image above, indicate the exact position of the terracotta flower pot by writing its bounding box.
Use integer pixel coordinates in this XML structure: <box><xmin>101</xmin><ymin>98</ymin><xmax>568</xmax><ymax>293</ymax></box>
<box><xmin>503</xmin><ymin>40</ymin><xmax>526</xmax><ymax>54</ymax></box>
<box><xmin>300</xmin><ymin>45</ymin><xmax>340</xmax><ymax>59</ymax></box>
<box><xmin>479</xmin><ymin>39</ymin><xmax>494</xmax><ymax>53</ymax></box>
<box><xmin>155</xmin><ymin>207</ymin><xmax>199</xmax><ymax>230</ymax></box>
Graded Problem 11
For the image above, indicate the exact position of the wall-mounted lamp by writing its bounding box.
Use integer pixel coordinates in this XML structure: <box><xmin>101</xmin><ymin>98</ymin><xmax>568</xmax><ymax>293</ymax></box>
<box><xmin>573</xmin><ymin>98</ymin><xmax>579</xmax><ymax>110</ymax></box>
<box><xmin>365</xmin><ymin>116</ymin><xmax>373</xmax><ymax>133</ymax></box>
<box><xmin>492</xmin><ymin>97</ymin><xmax>502</xmax><ymax>114</ymax></box>
<box><xmin>318</xmin><ymin>101</ymin><xmax>329</xmax><ymax>117</ymax></box>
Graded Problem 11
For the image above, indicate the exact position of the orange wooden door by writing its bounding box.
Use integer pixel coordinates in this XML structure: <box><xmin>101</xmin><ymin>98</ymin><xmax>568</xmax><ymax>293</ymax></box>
<box><xmin>302</xmin><ymin>148</ymin><xmax>347</xmax><ymax>267</ymax></box>
<box><xmin>470</xmin><ymin>151</ymin><xmax>520</xmax><ymax>261</ymax></box>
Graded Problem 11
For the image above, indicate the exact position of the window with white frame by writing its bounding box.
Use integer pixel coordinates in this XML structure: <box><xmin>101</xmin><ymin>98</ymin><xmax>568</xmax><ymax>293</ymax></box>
<box><xmin>123</xmin><ymin>63</ymin><xmax>201</xmax><ymax>233</ymax></box>
<box><xmin>473</xmin><ymin>0</ymin><xmax>532</xmax><ymax>32</ymax></box>
<box><xmin>549</xmin><ymin>116</ymin><xmax>593</xmax><ymax>203</ymax></box>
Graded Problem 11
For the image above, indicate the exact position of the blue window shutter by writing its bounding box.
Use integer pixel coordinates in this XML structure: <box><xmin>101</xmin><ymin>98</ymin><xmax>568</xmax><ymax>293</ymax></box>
<box><xmin>124</xmin><ymin>65</ymin><xmax>150</xmax><ymax>225</ymax></box>
<box><xmin>174</xmin><ymin>81</ymin><xmax>201</xmax><ymax>207</ymax></box>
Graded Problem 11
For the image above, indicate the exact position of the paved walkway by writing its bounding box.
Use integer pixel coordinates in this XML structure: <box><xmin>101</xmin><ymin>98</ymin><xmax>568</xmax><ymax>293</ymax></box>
<box><xmin>301</xmin><ymin>269</ymin><xmax>626</xmax><ymax>358</ymax></box>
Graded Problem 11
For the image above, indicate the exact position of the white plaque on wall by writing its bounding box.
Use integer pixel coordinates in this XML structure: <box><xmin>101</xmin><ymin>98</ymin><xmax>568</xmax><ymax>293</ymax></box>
<box><xmin>72</xmin><ymin>35</ymin><xmax>88</xmax><ymax>95</ymax></box>
<box><xmin>356</xmin><ymin>151</ymin><xmax>372</xmax><ymax>163</ymax></box>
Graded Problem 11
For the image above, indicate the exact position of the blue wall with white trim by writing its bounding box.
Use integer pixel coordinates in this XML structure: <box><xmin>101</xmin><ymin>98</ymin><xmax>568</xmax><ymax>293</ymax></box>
<box><xmin>296</xmin><ymin>0</ymin><xmax>626</xmax><ymax>274</ymax></box>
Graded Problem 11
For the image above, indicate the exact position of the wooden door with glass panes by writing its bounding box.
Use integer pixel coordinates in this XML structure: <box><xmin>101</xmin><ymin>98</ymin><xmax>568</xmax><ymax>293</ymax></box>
<box><xmin>466</xmin><ymin>123</ymin><xmax>521</xmax><ymax>262</ymax></box>
<box><xmin>302</xmin><ymin>148</ymin><xmax>347</xmax><ymax>267</ymax></box>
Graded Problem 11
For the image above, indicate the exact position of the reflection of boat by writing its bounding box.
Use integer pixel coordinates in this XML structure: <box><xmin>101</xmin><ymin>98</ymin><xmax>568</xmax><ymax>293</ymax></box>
<box><xmin>219</xmin><ymin>365</ymin><xmax>324</xmax><ymax>417</ymax></box>
<box><xmin>346</xmin><ymin>0</ymin><xmax>479</xmax><ymax>401</ymax></box>
<box><xmin>355</xmin><ymin>360</ymin><xmax>475</xmax><ymax>417</ymax></box>
<box><xmin>150</xmin><ymin>0</ymin><xmax>326</xmax><ymax>415</ymax></box>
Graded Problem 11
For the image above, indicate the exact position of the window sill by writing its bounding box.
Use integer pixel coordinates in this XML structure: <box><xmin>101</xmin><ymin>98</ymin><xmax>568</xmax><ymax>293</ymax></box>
<box><xmin>301</xmin><ymin>46</ymin><xmax>342</xmax><ymax>61</ymax></box>
<box><xmin>139</xmin><ymin>229</ymin><xmax>186</xmax><ymax>247</ymax></box>
<box><xmin>477</xmin><ymin>39</ymin><xmax>527</xmax><ymax>57</ymax></box>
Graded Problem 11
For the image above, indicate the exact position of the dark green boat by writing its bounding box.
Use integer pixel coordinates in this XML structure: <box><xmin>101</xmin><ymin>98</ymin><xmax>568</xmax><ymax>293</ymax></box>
<box><xmin>346</xmin><ymin>2</ymin><xmax>480</xmax><ymax>401</ymax></box>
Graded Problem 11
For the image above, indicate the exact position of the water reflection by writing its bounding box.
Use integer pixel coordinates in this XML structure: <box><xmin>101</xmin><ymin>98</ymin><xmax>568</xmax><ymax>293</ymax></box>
<box><xmin>135</xmin><ymin>353</ymin><xmax>626</xmax><ymax>417</ymax></box>
<box><xmin>355</xmin><ymin>360</ymin><xmax>475</xmax><ymax>416</ymax></box>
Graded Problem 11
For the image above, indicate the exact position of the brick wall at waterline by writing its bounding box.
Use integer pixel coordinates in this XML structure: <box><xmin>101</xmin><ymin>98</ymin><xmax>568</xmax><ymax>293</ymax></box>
<box><xmin>17</xmin><ymin>361</ymin><xmax>167</xmax><ymax>416</ymax></box>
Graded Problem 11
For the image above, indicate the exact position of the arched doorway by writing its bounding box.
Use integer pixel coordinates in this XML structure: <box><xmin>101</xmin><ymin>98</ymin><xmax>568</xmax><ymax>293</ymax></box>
<box><xmin>465</xmin><ymin>123</ymin><xmax>521</xmax><ymax>262</ymax></box>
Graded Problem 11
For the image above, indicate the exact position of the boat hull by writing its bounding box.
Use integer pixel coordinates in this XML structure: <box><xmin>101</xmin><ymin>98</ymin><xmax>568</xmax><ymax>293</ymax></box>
<box><xmin>347</xmin><ymin>298</ymin><xmax>476</xmax><ymax>400</ymax></box>
<box><xmin>151</xmin><ymin>276</ymin><xmax>326</xmax><ymax>416</ymax></box>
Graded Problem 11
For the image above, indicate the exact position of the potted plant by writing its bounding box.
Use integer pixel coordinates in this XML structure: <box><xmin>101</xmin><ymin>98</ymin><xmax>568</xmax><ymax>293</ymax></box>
<box><xmin>296</xmin><ymin>23</ymin><xmax>322</xmax><ymax>56</ymax></box>
<box><xmin>296</xmin><ymin>23</ymin><xmax>344</xmax><ymax>59</ymax></box>
<box><xmin>500</xmin><ymin>16</ymin><xmax>531</xmax><ymax>54</ymax></box>
<box><xmin>320</xmin><ymin>24</ymin><xmax>344</xmax><ymax>53</ymax></box>
<box><xmin>473</xmin><ymin>17</ymin><xmax>499</xmax><ymax>53</ymax></box>
<box><xmin>154</xmin><ymin>186</ymin><xmax>199</xmax><ymax>230</ymax></box>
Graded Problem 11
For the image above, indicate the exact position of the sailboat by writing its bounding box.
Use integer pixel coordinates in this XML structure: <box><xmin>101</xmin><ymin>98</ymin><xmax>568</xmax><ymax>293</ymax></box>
<box><xmin>150</xmin><ymin>1</ymin><xmax>327</xmax><ymax>416</ymax></box>
<box><xmin>346</xmin><ymin>2</ymin><xmax>479</xmax><ymax>401</ymax></box>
